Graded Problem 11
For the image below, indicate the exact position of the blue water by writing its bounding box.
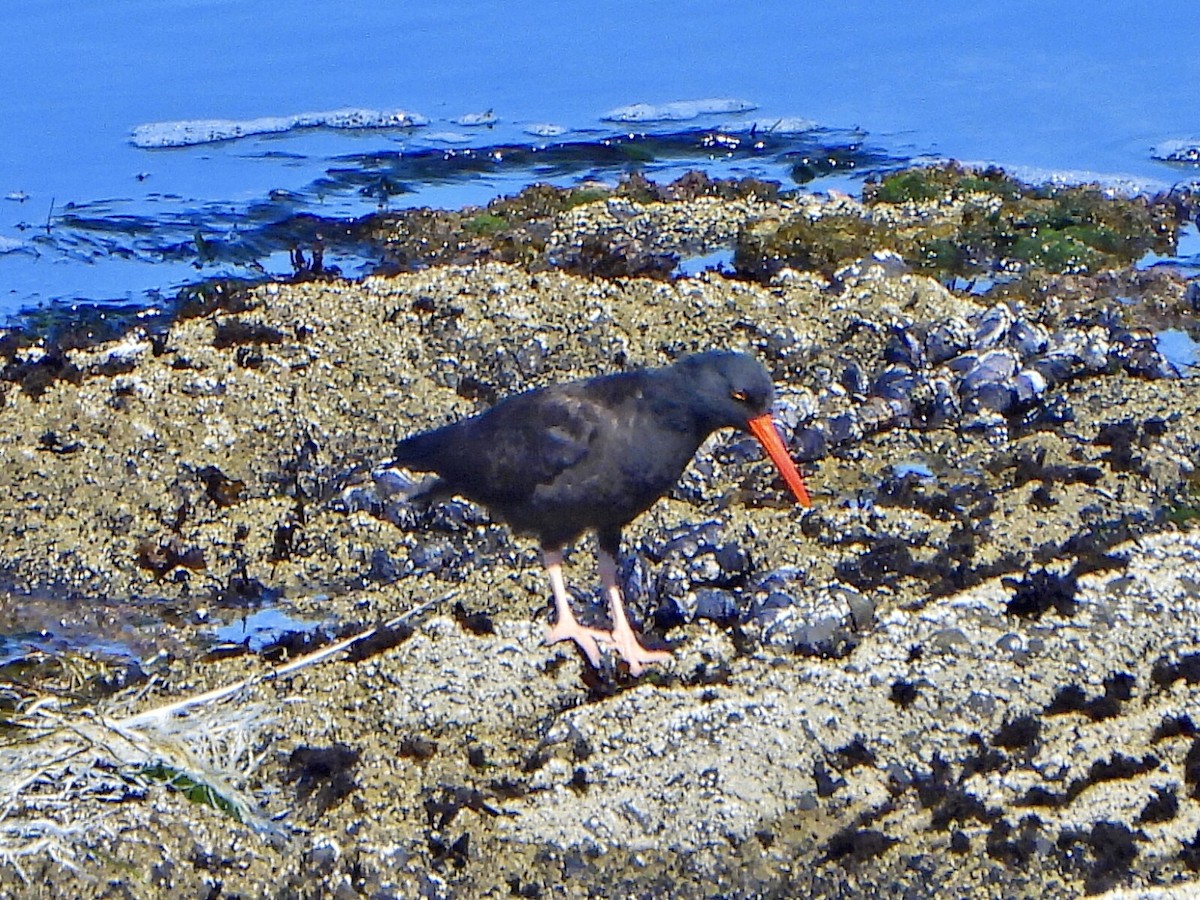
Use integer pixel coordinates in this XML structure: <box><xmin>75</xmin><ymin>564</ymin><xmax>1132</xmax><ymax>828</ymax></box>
<box><xmin>3</xmin><ymin>0</ymin><xmax>1199</xmax><ymax>320</ymax></box>
<box><xmin>211</xmin><ymin>607</ymin><xmax>324</xmax><ymax>654</ymax></box>
<box><xmin>1158</xmin><ymin>328</ymin><xmax>1200</xmax><ymax>375</ymax></box>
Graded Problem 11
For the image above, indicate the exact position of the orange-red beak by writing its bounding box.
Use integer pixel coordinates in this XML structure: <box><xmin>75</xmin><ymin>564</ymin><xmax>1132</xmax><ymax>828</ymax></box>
<box><xmin>746</xmin><ymin>413</ymin><xmax>811</xmax><ymax>507</ymax></box>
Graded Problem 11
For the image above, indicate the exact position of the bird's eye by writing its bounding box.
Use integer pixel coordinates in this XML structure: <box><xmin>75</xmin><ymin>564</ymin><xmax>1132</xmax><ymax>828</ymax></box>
<box><xmin>730</xmin><ymin>389</ymin><xmax>749</xmax><ymax>403</ymax></box>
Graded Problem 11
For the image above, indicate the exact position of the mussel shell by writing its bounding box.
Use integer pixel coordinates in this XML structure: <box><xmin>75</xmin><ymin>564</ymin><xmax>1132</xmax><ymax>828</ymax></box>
<box><xmin>871</xmin><ymin>365</ymin><xmax>919</xmax><ymax>401</ymax></box>
<box><xmin>791</xmin><ymin>426</ymin><xmax>828</xmax><ymax>462</ymax></box>
<box><xmin>884</xmin><ymin>325</ymin><xmax>927</xmax><ymax>369</ymax></box>
<box><xmin>840</xmin><ymin>360</ymin><xmax>869</xmax><ymax>395</ymax></box>
<box><xmin>1028</xmin><ymin>353</ymin><xmax>1078</xmax><ymax>387</ymax></box>
<box><xmin>958</xmin><ymin>349</ymin><xmax>1018</xmax><ymax>393</ymax></box>
<box><xmin>1013</xmin><ymin>368</ymin><xmax>1048</xmax><ymax>405</ymax></box>
<box><xmin>1009</xmin><ymin>319</ymin><xmax>1049</xmax><ymax>357</ymax></box>
<box><xmin>914</xmin><ymin>375</ymin><xmax>961</xmax><ymax>427</ymax></box>
<box><xmin>967</xmin><ymin>383</ymin><xmax>1016</xmax><ymax>413</ymax></box>
<box><xmin>826</xmin><ymin>413</ymin><xmax>861</xmax><ymax>445</ymax></box>
<box><xmin>926</xmin><ymin>316</ymin><xmax>973</xmax><ymax>364</ymax></box>
<box><xmin>858</xmin><ymin>396</ymin><xmax>912</xmax><ymax>430</ymax></box>
<box><xmin>973</xmin><ymin>303</ymin><xmax>1013</xmax><ymax>349</ymax></box>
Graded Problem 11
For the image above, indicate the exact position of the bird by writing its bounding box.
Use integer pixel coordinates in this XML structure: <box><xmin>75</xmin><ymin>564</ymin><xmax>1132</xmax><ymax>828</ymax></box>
<box><xmin>390</xmin><ymin>350</ymin><xmax>811</xmax><ymax>674</ymax></box>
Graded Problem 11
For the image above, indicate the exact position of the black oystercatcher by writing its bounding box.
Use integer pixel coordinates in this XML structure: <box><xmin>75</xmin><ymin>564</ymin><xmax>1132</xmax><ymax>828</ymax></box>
<box><xmin>392</xmin><ymin>351</ymin><xmax>811</xmax><ymax>673</ymax></box>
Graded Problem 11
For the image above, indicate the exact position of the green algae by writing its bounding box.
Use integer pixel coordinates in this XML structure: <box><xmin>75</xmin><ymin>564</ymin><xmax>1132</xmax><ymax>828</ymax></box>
<box><xmin>562</xmin><ymin>187</ymin><xmax>610</xmax><ymax>208</ymax></box>
<box><xmin>464</xmin><ymin>213</ymin><xmax>508</xmax><ymax>236</ymax></box>
<box><xmin>737</xmin><ymin>163</ymin><xmax>1182</xmax><ymax>282</ymax></box>
<box><xmin>359</xmin><ymin>172</ymin><xmax>782</xmax><ymax>277</ymax></box>
<box><xmin>735</xmin><ymin>212</ymin><xmax>891</xmax><ymax>280</ymax></box>
<box><xmin>1010</xmin><ymin>228</ymin><xmax>1105</xmax><ymax>274</ymax></box>
<box><xmin>139</xmin><ymin>763</ymin><xmax>246</xmax><ymax>822</ymax></box>
<box><xmin>868</xmin><ymin>165</ymin><xmax>1024</xmax><ymax>204</ymax></box>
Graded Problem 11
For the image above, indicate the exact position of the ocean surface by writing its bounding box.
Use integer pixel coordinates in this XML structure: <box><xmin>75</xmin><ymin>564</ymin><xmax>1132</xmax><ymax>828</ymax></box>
<box><xmin>3</xmin><ymin>0</ymin><xmax>1200</xmax><ymax>324</ymax></box>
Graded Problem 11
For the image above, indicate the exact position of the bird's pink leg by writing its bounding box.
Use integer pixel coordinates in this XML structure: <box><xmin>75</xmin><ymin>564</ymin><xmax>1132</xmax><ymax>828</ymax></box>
<box><xmin>598</xmin><ymin>549</ymin><xmax>672</xmax><ymax>675</ymax></box>
<box><xmin>542</xmin><ymin>549</ymin><xmax>610</xmax><ymax>667</ymax></box>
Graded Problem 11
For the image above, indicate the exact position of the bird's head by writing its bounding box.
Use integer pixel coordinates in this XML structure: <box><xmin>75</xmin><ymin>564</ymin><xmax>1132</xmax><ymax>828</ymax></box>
<box><xmin>674</xmin><ymin>351</ymin><xmax>811</xmax><ymax>506</ymax></box>
<box><xmin>677</xmin><ymin>350</ymin><xmax>775</xmax><ymax>427</ymax></box>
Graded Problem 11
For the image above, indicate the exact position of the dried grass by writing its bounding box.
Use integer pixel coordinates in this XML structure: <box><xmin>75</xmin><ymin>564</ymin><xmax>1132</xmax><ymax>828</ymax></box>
<box><xmin>0</xmin><ymin>592</ymin><xmax>451</xmax><ymax>881</ymax></box>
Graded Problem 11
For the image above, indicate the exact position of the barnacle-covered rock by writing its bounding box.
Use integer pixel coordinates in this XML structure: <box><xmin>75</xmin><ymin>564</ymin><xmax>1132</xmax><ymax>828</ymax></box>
<box><xmin>0</xmin><ymin>166</ymin><xmax>1198</xmax><ymax>900</ymax></box>
<box><xmin>740</xmin><ymin>568</ymin><xmax>872</xmax><ymax>657</ymax></box>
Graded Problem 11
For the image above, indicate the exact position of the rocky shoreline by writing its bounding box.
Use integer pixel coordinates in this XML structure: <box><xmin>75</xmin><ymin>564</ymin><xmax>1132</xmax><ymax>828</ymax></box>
<box><xmin>1</xmin><ymin>170</ymin><xmax>1199</xmax><ymax>897</ymax></box>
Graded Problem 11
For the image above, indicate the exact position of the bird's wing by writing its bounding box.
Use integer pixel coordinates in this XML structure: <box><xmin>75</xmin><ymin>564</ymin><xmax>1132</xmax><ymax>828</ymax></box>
<box><xmin>443</xmin><ymin>385</ymin><xmax>610</xmax><ymax>505</ymax></box>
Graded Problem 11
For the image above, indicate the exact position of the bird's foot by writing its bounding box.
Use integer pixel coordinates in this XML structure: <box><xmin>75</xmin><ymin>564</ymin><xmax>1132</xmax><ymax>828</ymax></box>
<box><xmin>596</xmin><ymin>548</ymin><xmax>672</xmax><ymax>676</ymax></box>
<box><xmin>608</xmin><ymin>620</ymin><xmax>671</xmax><ymax>677</ymax></box>
<box><xmin>544</xmin><ymin>618</ymin><xmax>613</xmax><ymax>669</ymax></box>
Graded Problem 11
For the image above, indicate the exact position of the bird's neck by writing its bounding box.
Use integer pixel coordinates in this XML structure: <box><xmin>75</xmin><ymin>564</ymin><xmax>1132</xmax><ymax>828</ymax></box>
<box><xmin>649</xmin><ymin>368</ymin><xmax>721</xmax><ymax>442</ymax></box>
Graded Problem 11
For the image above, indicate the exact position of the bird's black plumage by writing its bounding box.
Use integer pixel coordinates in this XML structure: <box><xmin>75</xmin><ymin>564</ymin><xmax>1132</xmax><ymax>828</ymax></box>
<box><xmin>390</xmin><ymin>350</ymin><xmax>809</xmax><ymax>673</ymax></box>
<box><xmin>392</xmin><ymin>351</ymin><xmax>776</xmax><ymax>549</ymax></box>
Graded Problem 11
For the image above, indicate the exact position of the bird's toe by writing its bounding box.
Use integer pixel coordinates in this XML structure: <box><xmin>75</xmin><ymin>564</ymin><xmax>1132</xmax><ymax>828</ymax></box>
<box><xmin>544</xmin><ymin>620</ymin><xmax>612</xmax><ymax>669</ymax></box>
<box><xmin>612</xmin><ymin>635</ymin><xmax>672</xmax><ymax>677</ymax></box>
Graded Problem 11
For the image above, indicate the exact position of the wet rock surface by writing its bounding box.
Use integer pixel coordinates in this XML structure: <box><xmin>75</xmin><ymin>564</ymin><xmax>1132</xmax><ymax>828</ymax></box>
<box><xmin>1</xmin><ymin>170</ymin><xmax>1199</xmax><ymax>897</ymax></box>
